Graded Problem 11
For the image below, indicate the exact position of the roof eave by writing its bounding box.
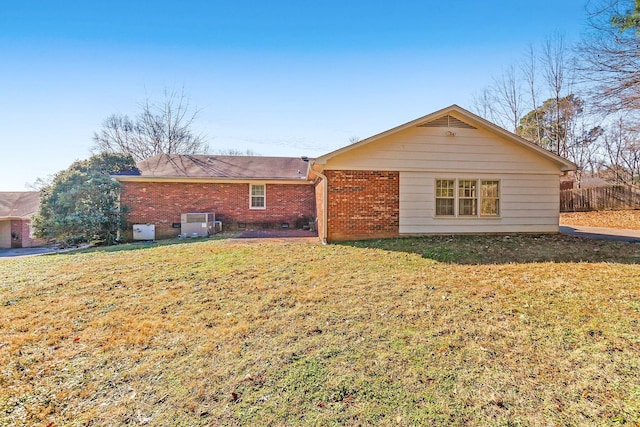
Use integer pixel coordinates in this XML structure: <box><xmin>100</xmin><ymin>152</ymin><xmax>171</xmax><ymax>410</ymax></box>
<box><xmin>112</xmin><ymin>175</ymin><xmax>313</xmax><ymax>184</ymax></box>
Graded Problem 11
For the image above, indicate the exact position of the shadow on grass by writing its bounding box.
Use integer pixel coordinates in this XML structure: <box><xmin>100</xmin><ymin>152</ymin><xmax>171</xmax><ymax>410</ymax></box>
<box><xmin>52</xmin><ymin>233</ymin><xmax>237</xmax><ymax>256</ymax></box>
<box><xmin>336</xmin><ymin>234</ymin><xmax>640</xmax><ymax>265</ymax></box>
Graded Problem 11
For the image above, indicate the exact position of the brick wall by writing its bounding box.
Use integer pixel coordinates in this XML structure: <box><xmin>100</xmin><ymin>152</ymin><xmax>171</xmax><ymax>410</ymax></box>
<box><xmin>325</xmin><ymin>170</ymin><xmax>399</xmax><ymax>242</ymax></box>
<box><xmin>10</xmin><ymin>219</ymin><xmax>43</xmax><ymax>248</ymax></box>
<box><xmin>120</xmin><ymin>181</ymin><xmax>316</xmax><ymax>240</ymax></box>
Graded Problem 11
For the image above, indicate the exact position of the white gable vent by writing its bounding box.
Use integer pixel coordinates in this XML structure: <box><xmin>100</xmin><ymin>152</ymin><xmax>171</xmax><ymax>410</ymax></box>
<box><xmin>419</xmin><ymin>115</ymin><xmax>477</xmax><ymax>129</ymax></box>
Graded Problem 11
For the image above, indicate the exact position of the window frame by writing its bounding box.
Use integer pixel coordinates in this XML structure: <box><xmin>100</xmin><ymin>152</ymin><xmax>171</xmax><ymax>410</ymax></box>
<box><xmin>435</xmin><ymin>179</ymin><xmax>455</xmax><ymax>216</ymax></box>
<box><xmin>457</xmin><ymin>179</ymin><xmax>478</xmax><ymax>217</ymax></box>
<box><xmin>250</xmin><ymin>183</ymin><xmax>266</xmax><ymax>210</ymax></box>
<box><xmin>434</xmin><ymin>178</ymin><xmax>500</xmax><ymax>218</ymax></box>
<box><xmin>480</xmin><ymin>180</ymin><xmax>500</xmax><ymax>217</ymax></box>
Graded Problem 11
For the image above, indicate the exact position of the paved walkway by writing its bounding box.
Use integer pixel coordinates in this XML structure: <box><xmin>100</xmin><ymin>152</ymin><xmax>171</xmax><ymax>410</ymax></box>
<box><xmin>228</xmin><ymin>229</ymin><xmax>320</xmax><ymax>244</ymax></box>
<box><xmin>560</xmin><ymin>225</ymin><xmax>640</xmax><ymax>243</ymax></box>
<box><xmin>234</xmin><ymin>229</ymin><xmax>318</xmax><ymax>239</ymax></box>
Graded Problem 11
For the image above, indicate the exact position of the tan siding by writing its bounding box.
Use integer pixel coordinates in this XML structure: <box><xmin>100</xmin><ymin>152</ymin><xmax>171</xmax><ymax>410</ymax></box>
<box><xmin>399</xmin><ymin>172</ymin><xmax>560</xmax><ymax>234</ymax></box>
<box><xmin>324</xmin><ymin>126</ymin><xmax>560</xmax><ymax>174</ymax></box>
<box><xmin>0</xmin><ymin>220</ymin><xmax>10</xmax><ymax>248</ymax></box>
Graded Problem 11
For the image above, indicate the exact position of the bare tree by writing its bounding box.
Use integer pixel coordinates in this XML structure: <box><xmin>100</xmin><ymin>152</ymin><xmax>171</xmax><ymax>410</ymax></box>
<box><xmin>473</xmin><ymin>37</ymin><xmax>577</xmax><ymax>155</ymax></box>
<box><xmin>521</xmin><ymin>44</ymin><xmax>543</xmax><ymax>143</ymax></box>
<box><xmin>471</xmin><ymin>87</ymin><xmax>498</xmax><ymax>125</ymax></box>
<box><xmin>214</xmin><ymin>148</ymin><xmax>258</xmax><ymax>156</ymax></box>
<box><xmin>542</xmin><ymin>35</ymin><xmax>575</xmax><ymax>155</ymax></box>
<box><xmin>471</xmin><ymin>73</ymin><xmax>522</xmax><ymax>132</ymax></box>
<box><xmin>93</xmin><ymin>89</ymin><xmax>209</xmax><ymax>162</ymax></box>
<box><xmin>578</xmin><ymin>0</ymin><xmax>640</xmax><ymax>113</ymax></box>
<box><xmin>491</xmin><ymin>66</ymin><xmax>524</xmax><ymax>133</ymax></box>
<box><xmin>601</xmin><ymin>115</ymin><xmax>640</xmax><ymax>184</ymax></box>
<box><xmin>565</xmin><ymin>115</ymin><xmax>604</xmax><ymax>186</ymax></box>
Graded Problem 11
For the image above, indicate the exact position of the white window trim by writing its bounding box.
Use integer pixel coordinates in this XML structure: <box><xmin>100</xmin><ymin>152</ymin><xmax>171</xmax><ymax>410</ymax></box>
<box><xmin>434</xmin><ymin>178</ymin><xmax>500</xmax><ymax>218</ymax></box>
<box><xmin>480</xmin><ymin>180</ymin><xmax>501</xmax><ymax>217</ymax></box>
<box><xmin>250</xmin><ymin>183</ymin><xmax>266</xmax><ymax>210</ymax></box>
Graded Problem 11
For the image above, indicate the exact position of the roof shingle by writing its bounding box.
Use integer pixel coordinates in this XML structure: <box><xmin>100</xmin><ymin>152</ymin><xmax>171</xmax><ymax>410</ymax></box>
<box><xmin>0</xmin><ymin>192</ymin><xmax>41</xmax><ymax>219</ymax></box>
<box><xmin>132</xmin><ymin>154</ymin><xmax>311</xmax><ymax>180</ymax></box>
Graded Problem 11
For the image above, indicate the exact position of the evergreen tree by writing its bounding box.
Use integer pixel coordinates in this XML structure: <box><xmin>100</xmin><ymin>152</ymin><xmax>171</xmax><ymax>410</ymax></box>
<box><xmin>32</xmin><ymin>153</ymin><xmax>137</xmax><ymax>245</ymax></box>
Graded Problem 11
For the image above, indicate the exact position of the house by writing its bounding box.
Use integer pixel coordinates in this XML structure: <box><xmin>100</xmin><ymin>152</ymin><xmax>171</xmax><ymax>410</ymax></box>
<box><xmin>560</xmin><ymin>172</ymin><xmax>611</xmax><ymax>190</ymax></box>
<box><xmin>309</xmin><ymin>105</ymin><xmax>577</xmax><ymax>242</ymax></box>
<box><xmin>116</xmin><ymin>154</ymin><xmax>316</xmax><ymax>240</ymax></box>
<box><xmin>0</xmin><ymin>192</ymin><xmax>42</xmax><ymax>248</ymax></box>
<box><xmin>115</xmin><ymin>105</ymin><xmax>576</xmax><ymax>243</ymax></box>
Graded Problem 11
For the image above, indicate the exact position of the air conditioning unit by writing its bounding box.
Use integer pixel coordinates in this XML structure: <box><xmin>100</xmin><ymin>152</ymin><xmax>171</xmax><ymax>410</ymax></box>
<box><xmin>180</xmin><ymin>213</ymin><xmax>215</xmax><ymax>237</ymax></box>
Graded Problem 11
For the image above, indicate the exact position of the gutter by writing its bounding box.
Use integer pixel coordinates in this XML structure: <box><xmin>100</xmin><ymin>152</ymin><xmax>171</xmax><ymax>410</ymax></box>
<box><xmin>111</xmin><ymin>176</ymin><xmax>311</xmax><ymax>185</ymax></box>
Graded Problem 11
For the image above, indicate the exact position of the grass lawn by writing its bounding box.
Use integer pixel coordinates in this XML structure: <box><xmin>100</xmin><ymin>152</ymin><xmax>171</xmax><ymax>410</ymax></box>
<box><xmin>1</xmin><ymin>234</ymin><xmax>639</xmax><ymax>426</ymax></box>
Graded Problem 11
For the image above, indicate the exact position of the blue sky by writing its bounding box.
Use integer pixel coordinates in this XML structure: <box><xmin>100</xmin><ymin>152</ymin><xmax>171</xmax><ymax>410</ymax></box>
<box><xmin>1</xmin><ymin>1</ymin><xmax>589</xmax><ymax>190</ymax></box>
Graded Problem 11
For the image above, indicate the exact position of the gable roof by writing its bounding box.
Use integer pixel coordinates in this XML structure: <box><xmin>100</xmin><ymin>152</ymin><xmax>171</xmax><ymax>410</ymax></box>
<box><xmin>0</xmin><ymin>192</ymin><xmax>41</xmax><ymax>220</ymax></box>
<box><xmin>115</xmin><ymin>154</ymin><xmax>312</xmax><ymax>182</ymax></box>
<box><xmin>313</xmin><ymin>104</ymin><xmax>577</xmax><ymax>172</ymax></box>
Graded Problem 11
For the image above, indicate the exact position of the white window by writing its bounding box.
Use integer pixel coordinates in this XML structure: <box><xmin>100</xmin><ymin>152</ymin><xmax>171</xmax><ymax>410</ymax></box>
<box><xmin>435</xmin><ymin>179</ymin><xmax>499</xmax><ymax>217</ymax></box>
<box><xmin>250</xmin><ymin>184</ymin><xmax>265</xmax><ymax>209</ymax></box>
<box><xmin>435</xmin><ymin>179</ymin><xmax>455</xmax><ymax>216</ymax></box>
<box><xmin>458</xmin><ymin>180</ymin><xmax>478</xmax><ymax>216</ymax></box>
<box><xmin>480</xmin><ymin>180</ymin><xmax>500</xmax><ymax>216</ymax></box>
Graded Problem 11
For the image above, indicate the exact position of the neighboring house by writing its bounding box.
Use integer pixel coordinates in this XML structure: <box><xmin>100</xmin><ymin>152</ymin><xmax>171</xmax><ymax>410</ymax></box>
<box><xmin>577</xmin><ymin>176</ymin><xmax>611</xmax><ymax>188</ymax></box>
<box><xmin>115</xmin><ymin>154</ymin><xmax>316</xmax><ymax>240</ymax></box>
<box><xmin>560</xmin><ymin>172</ymin><xmax>610</xmax><ymax>190</ymax></box>
<box><xmin>0</xmin><ymin>192</ymin><xmax>42</xmax><ymax>248</ymax></box>
<box><xmin>309</xmin><ymin>105</ymin><xmax>577</xmax><ymax>242</ymax></box>
<box><xmin>114</xmin><ymin>105</ymin><xmax>576</xmax><ymax>243</ymax></box>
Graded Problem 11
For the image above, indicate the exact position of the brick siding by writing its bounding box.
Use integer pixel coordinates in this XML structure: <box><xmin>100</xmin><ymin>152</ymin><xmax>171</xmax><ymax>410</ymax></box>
<box><xmin>10</xmin><ymin>219</ymin><xmax>43</xmax><ymax>248</ymax></box>
<box><xmin>325</xmin><ymin>170</ymin><xmax>399</xmax><ymax>242</ymax></box>
<box><xmin>120</xmin><ymin>181</ymin><xmax>316</xmax><ymax>240</ymax></box>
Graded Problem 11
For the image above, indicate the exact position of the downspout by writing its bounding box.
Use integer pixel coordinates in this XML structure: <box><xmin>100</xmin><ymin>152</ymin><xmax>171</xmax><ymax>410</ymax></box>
<box><xmin>309</xmin><ymin>160</ymin><xmax>328</xmax><ymax>245</ymax></box>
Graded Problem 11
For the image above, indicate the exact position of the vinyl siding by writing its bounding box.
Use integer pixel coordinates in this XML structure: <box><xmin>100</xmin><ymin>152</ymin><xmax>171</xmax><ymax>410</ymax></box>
<box><xmin>399</xmin><ymin>172</ymin><xmax>559</xmax><ymax>234</ymax></box>
<box><xmin>323</xmin><ymin>125</ymin><xmax>561</xmax><ymax>175</ymax></box>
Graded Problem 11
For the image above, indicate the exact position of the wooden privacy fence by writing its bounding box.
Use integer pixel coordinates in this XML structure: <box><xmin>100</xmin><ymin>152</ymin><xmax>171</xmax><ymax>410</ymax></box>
<box><xmin>560</xmin><ymin>185</ymin><xmax>640</xmax><ymax>212</ymax></box>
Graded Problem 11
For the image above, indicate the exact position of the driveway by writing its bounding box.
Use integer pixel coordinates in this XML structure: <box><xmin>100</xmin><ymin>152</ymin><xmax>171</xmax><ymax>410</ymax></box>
<box><xmin>0</xmin><ymin>245</ymin><xmax>90</xmax><ymax>259</ymax></box>
<box><xmin>560</xmin><ymin>225</ymin><xmax>640</xmax><ymax>243</ymax></box>
<box><xmin>0</xmin><ymin>247</ymin><xmax>58</xmax><ymax>258</ymax></box>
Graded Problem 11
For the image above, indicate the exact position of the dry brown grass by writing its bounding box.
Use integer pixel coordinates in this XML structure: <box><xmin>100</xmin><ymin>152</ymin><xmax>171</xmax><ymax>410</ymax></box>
<box><xmin>1</xmin><ymin>235</ymin><xmax>639</xmax><ymax>426</ymax></box>
<box><xmin>561</xmin><ymin>210</ymin><xmax>640</xmax><ymax>230</ymax></box>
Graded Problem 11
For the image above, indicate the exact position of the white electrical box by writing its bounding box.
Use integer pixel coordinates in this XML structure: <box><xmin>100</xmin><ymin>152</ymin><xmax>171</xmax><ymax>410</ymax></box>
<box><xmin>133</xmin><ymin>224</ymin><xmax>156</xmax><ymax>240</ymax></box>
